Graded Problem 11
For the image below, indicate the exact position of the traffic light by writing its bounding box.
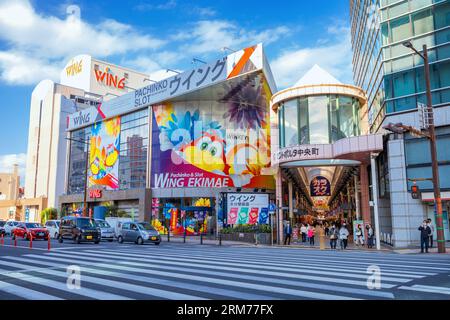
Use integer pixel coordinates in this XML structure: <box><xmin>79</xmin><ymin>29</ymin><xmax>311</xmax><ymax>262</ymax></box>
<box><xmin>411</xmin><ymin>184</ymin><xmax>420</xmax><ymax>199</ymax></box>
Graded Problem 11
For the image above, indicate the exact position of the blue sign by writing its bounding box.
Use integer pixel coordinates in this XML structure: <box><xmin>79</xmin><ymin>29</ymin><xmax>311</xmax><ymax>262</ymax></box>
<box><xmin>25</xmin><ymin>208</ymin><xmax>30</xmax><ymax>222</ymax></box>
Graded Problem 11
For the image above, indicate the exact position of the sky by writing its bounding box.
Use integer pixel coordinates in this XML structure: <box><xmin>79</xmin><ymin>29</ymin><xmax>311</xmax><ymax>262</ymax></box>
<box><xmin>0</xmin><ymin>0</ymin><xmax>353</xmax><ymax>183</ymax></box>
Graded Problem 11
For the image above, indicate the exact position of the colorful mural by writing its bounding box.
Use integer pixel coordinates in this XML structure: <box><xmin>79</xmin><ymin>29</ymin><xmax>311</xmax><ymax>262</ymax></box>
<box><xmin>89</xmin><ymin>116</ymin><xmax>121</xmax><ymax>190</ymax></box>
<box><xmin>151</xmin><ymin>75</ymin><xmax>275</xmax><ymax>189</ymax></box>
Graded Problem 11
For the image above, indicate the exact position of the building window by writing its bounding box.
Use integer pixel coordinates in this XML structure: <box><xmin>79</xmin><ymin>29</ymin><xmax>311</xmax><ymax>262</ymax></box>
<box><xmin>67</xmin><ymin>127</ymin><xmax>91</xmax><ymax>195</ymax></box>
<box><xmin>308</xmin><ymin>96</ymin><xmax>329</xmax><ymax>144</ymax></box>
<box><xmin>434</xmin><ymin>1</ymin><xmax>450</xmax><ymax>30</ymax></box>
<box><xmin>390</xmin><ymin>15</ymin><xmax>412</xmax><ymax>43</ymax></box>
<box><xmin>412</xmin><ymin>9</ymin><xmax>434</xmax><ymax>36</ymax></box>
<box><xmin>283</xmin><ymin>100</ymin><xmax>299</xmax><ymax>146</ymax></box>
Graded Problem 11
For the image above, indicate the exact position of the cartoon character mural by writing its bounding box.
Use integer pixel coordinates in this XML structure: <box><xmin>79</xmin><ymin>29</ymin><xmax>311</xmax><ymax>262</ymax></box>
<box><xmin>151</xmin><ymin>75</ymin><xmax>275</xmax><ymax>189</ymax></box>
<box><xmin>89</xmin><ymin>116</ymin><xmax>121</xmax><ymax>190</ymax></box>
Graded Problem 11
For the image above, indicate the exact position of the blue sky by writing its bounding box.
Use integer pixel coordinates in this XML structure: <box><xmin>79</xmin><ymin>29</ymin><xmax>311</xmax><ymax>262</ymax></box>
<box><xmin>0</xmin><ymin>0</ymin><xmax>352</xmax><ymax>180</ymax></box>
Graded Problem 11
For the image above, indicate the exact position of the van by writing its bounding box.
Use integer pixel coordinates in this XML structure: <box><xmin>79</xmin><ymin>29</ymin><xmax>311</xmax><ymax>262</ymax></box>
<box><xmin>58</xmin><ymin>216</ymin><xmax>101</xmax><ymax>244</ymax></box>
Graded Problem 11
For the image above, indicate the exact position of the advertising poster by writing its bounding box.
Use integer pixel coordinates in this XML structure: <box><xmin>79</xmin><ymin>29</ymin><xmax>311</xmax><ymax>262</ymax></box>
<box><xmin>310</xmin><ymin>176</ymin><xmax>331</xmax><ymax>197</ymax></box>
<box><xmin>89</xmin><ymin>116</ymin><xmax>121</xmax><ymax>190</ymax></box>
<box><xmin>353</xmin><ymin>220</ymin><xmax>365</xmax><ymax>242</ymax></box>
<box><xmin>150</xmin><ymin>74</ymin><xmax>275</xmax><ymax>190</ymax></box>
<box><xmin>227</xmin><ymin>193</ymin><xmax>269</xmax><ymax>225</ymax></box>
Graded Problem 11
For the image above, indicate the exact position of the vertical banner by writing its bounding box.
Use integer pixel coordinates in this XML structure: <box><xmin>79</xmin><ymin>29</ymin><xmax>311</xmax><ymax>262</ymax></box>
<box><xmin>310</xmin><ymin>176</ymin><xmax>331</xmax><ymax>197</ymax></box>
<box><xmin>170</xmin><ymin>208</ymin><xmax>178</xmax><ymax>230</ymax></box>
<box><xmin>89</xmin><ymin>116</ymin><xmax>121</xmax><ymax>190</ymax></box>
<box><xmin>227</xmin><ymin>193</ymin><xmax>269</xmax><ymax>225</ymax></box>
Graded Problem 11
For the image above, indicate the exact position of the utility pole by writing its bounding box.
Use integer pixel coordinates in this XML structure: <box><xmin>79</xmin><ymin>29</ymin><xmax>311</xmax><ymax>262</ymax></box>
<box><xmin>385</xmin><ymin>42</ymin><xmax>446</xmax><ymax>253</ymax></box>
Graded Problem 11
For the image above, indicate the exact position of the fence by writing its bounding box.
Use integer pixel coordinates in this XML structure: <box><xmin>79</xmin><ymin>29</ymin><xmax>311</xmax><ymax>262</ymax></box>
<box><xmin>380</xmin><ymin>232</ymin><xmax>395</xmax><ymax>246</ymax></box>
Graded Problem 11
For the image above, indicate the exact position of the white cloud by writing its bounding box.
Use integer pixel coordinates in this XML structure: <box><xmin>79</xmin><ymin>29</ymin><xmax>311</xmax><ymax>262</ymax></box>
<box><xmin>176</xmin><ymin>20</ymin><xmax>290</xmax><ymax>55</ymax></box>
<box><xmin>134</xmin><ymin>0</ymin><xmax>177</xmax><ymax>11</ymax></box>
<box><xmin>0</xmin><ymin>153</ymin><xmax>27</xmax><ymax>186</ymax></box>
<box><xmin>0</xmin><ymin>0</ymin><xmax>166</xmax><ymax>85</ymax></box>
<box><xmin>271</xmin><ymin>23</ymin><xmax>353</xmax><ymax>89</ymax></box>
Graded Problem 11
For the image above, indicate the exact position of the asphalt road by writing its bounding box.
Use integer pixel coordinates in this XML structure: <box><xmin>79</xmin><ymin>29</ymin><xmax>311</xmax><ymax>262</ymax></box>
<box><xmin>0</xmin><ymin>236</ymin><xmax>449</xmax><ymax>300</ymax></box>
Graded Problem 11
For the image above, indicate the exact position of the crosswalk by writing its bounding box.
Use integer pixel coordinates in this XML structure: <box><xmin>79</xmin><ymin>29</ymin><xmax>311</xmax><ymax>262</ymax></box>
<box><xmin>0</xmin><ymin>245</ymin><xmax>449</xmax><ymax>300</ymax></box>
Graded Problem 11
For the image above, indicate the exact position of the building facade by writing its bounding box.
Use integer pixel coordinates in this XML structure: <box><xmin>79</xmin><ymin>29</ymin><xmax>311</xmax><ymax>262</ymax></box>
<box><xmin>350</xmin><ymin>0</ymin><xmax>450</xmax><ymax>247</ymax></box>
<box><xmin>61</xmin><ymin>44</ymin><xmax>277</xmax><ymax>236</ymax></box>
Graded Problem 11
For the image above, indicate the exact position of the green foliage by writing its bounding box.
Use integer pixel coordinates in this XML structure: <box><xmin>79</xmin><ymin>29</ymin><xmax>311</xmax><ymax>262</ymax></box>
<box><xmin>221</xmin><ymin>224</ymin><xmax>271</xmax><ymax>234</ymax></box>
<box><xmin>40</xmin><ymin>207</ymin><xmax>58</xmax><ymax>224</ymax></box>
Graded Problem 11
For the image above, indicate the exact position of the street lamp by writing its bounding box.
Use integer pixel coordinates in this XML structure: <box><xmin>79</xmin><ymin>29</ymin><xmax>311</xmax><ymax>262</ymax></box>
<box><xmin>385</xmin><ymin>41</ymin><xmax>446</xmax><ymax>253</ymax></box>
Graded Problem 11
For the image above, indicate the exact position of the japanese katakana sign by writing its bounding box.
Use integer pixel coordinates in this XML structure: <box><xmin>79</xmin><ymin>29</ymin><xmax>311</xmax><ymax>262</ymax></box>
<box><xmin>272</xmin><ymin>145</ymin><xmax>332</xmax><ymax>165</ymax></box>
<box><xmin>310</xmin><ymin>176</ymin><xmax>331</xmax><ymax>197</ymax></box>
<box><xmin>226</xmin><ymin>193</ymin><xmax>269</xmax><ymax>225</ymax></box>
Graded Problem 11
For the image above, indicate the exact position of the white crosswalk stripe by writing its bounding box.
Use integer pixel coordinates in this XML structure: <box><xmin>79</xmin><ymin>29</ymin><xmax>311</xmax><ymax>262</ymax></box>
<box><xmin>0</xmin><ymin>245</ymin><xmax>449</xmax><ymax>300</ymax></box>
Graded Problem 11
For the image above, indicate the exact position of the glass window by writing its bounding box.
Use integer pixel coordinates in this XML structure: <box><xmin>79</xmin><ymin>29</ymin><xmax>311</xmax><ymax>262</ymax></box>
<box><xmin>391</xmin><ymin>55</ymin><xmax>414</xmax><ymax>72</ymax></box>
<box><xmin>390</xmin><ymin>15</ymin><xmax>412</xmax><ymax>43</ymax></box>
<box><xmin>283</xmin><ymin>100</ymin><xmax>299</xmax><ymax>146</ymax></box>
<box><xmin>299</xmin><ymin>98</ymin><xmax>309</xmax><ymax>144</ymax></box>
<box><xmin>308</xmin><ymin>96</ymin><xmax>329</xmax><ymax>144</ymax></box>
<box><xmin>394</xmin><ymin>95</ymin><xmax>416</xmax><ymax>111</ymax></box>
<box><xmin>388</xmin><ymin>1</ymin><xmax>409</xmax><ymax>18</ymax></box>
<box><xmin>393</xmin><ymin>70</ymin><xmax>415</xmax><ymax>97</ymax></box>
<box><xmin>437</xmin><ymin>43</ymin><xmax>450</xmax><ymax>61</ymax></box>
<box><xmin>412</xmin><ymin>9</ymin><xmax>434</xmax><ymax>36</ymax></box>
<box><xmin>338</xmin><ymin>96</ymin><xmax>355</xmax><ymax>138</ymax></box>
<box><xmin>405</xmin><ymin>138</ymin><xmax>431</xmax><ymax>165</ymax></box>
<box><xmin>435</xmin><ymin>28</ymin><xmax>450</xmax><ymax>45</ymax></box>
<box><xmin>329</xmin><ymin>95</ymin><xmax>340</xmax><ymax>142</ymax></box>
<box><xmin>434</xmin><ymin>2</ymin><xmax>450</xmax><ymax>29</ymax></box>
<box><xmin>410</xmin><ymin>0</ymin><xmax>433</xmax><ymax>11</ymax></box>
<box><xmin>67</xmin><ymin>126</ymin><xmax>91</xmax><ymax>195</ymax></box>
<box><xmin>381</xmin><ymin>23</ymin><xmax>390</xmax><ymax>46</ymax></box>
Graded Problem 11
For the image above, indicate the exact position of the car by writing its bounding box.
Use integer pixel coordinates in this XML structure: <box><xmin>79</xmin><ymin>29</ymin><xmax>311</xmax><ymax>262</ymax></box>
<box><xmin>12</xmin><ymin>222</ymin><xmax>49</xmax><ymax>240</ymax></box>
<box><xmin>44</xmin><ymin>220</ymin><xmax>61</xmax><ymax>239</ymax></box>
<box><xmin>94</xmin><ymin>219</ymin><xmax>115</xmax><ymax>242</ymax></box>
<box><xmin>117</xmin><ymin>221</ymin><xmax>161</xmax><ymax>245</ymax></box>
<box><xmin>4</xmin><ymin>220</ymin><xmax>20</xmax><ymax>236</ymax></box>
<box><xmin>58</xmin><ymin>216</ymin><xmax>101</xmax><ymax>244</ymax></box>
<box><xmin>0</xmin><ymin>221</ymin><xmax>5</xmax><ymax>237</ymax></box>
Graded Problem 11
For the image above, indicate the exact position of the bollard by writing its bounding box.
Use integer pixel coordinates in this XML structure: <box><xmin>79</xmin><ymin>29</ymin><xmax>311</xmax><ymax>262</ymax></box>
<box><xmin>183</xmin><ymin>228</ymin><xmax>186</xmax><ymax>243</ymax></box>
<box><xmin>219</xmin><ymin>232</ymin><xmax>222</xmax><ymax>246</ymax></box>
<box><xmin>14</xmin><ymin>236</ymin><xmax>17</xmax><ymax>247</ymax></box>
<box><xmin>29</xmin><ymin>233</ymin><xmax>33</xmax><ymax>249</ymax></box>
<box><xmin>200</xmin><ymin>232</ymin><xmax>203</xmax><ymax>245</ymax></box>
<box><xmin>167</xmin><ymin>228</ymin><xmax>170</xmax><ymax>242</ymax></box>
<box><xmin>47</xmin><ymin>235</ymin><xmax>51</xmax><ymax>251</ymax></box>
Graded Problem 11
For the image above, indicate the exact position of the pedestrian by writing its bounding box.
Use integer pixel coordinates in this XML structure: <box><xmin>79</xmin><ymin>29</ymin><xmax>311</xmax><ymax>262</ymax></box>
<box><xmin>418</xmin><ymin>220</ymin><xmax>431</xmax><ymax>253</ymax></box>
<box><xmin>308</xmin><ymin>225</ymin><xmax>315</xmax><ymax>246</ymax></box>
<box><xmin>426</xmin><ymin>218</ymin><xmax>434</xmax><ymax>248</ymax></box>
<box><xmin>355</xmin><ymin>224</ymin><xmax>364</xmax><ymax>247</ymax></box>
<box><xmin>329</xmin><ymin>224</ymin><xmax>338</xmax><ymax>249</ymax></box>
<box><xmin>325</xmin><ymin>224</ymin><xmax>329</xmax><ymax>237</ymax></box>
<box><xmin>339</xmin><ymin>223</ymin><xmax>349</xmax><ymax>250</ymax></box>
<box><xmin>300</xmin><ymin>224</ymin><xmax>307</xmax><ymax>242</ymax></box>
<box><xmin>366</xmin><ymin>224</ymin><xmax>374</xmax><ymax>249</ymax></box>
<box><xmin>284</xmin><ymin>221</ymin><xmax>292</xmax><ymax>245</ymax></box>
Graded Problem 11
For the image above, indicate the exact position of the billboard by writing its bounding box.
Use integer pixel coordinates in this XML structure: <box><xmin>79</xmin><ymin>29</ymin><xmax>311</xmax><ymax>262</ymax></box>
<box><xmin>151</xmin><ymin>73</ymin><xmax>275</xmax><ymax>190</ymax></box>
<box><xmin>310</xmin><ymin>176</ymin><xmax>331</xmax><ymax>197</ymax></box>
<box><xmin>88</xmin><ymin>116</ymin><xmax>121</xmax><ymax>190</ymax></box>
<box><xmin>227</xmin><ymin>193</ymin><xmax>269</xmax><ymax>225</ymax></box>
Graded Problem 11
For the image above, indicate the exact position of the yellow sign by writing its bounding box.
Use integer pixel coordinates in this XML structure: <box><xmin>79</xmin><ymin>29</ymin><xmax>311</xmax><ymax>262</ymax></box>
<box><xmin>65</xmin><ymin>59</ymin><xmax>83</xmax><ymax>77</ymax></box>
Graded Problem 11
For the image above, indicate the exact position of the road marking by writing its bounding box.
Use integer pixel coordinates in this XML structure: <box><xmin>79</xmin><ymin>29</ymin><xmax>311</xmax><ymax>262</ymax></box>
<box><xmin>399</xmin><ymin>285</ymin><xmax>450</xmax><ymax>295</ymax></box>
<box><xmin>0</xmin><ymin>279</ymin><xmax>63</xmax><ymax>300</ymax></box>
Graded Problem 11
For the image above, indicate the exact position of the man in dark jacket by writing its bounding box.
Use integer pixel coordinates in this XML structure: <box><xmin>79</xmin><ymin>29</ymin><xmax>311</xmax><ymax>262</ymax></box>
<box><xmin>418</xmin><ymin>220</ymin><xmax>431</xmax><ymax>253</ymax></box>
<box><xmin>284</xmin><ymin>222</ymin><xmax>292</xmax><ymax>245</ymax></box>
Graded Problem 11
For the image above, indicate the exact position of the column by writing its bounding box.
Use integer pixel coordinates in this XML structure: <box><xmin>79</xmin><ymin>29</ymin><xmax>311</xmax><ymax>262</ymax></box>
<box><xmin>275</xmin><ymin>169</ymin><xmax>284</xmax><ymax>245</ymax></box>
<box><xmin>288</xmin><ymin>181</ymin><xmax>293</xmax><ymax>221</ymax></box>
<box><xmin>370</xmin><ymin>154</ymin><xmax>381</xmax><ymax>250</ymax></box>
<box><xmin>359</xmin><ymin>164</ymin><xmax>371</xmax><ymax>238</ymax></box>
<box><xmin>354</xmin><ymin>174</ymin><xmax>361</xmax><ymax>220</ymax></box>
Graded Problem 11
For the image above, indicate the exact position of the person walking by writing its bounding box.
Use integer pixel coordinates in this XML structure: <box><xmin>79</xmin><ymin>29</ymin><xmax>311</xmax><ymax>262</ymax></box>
<box><xmin>339</xmin><ymin>223</ymin><xmax>349</xmax><ymax>250</ymax></box>
<box><xmin>325</xmin><ymin>224</ymin><xmax>329</xmax><ymax>237</ymax></box>
<box><xmin>300</xmin><ymin>224</ymin><xmax>307</xmax><ymax>243</ymax></box>
<box><xmin>329</xmin><ymin>224</ymin><xmax>338</xmax><ymax>250</ymax></box>
<box><xmin>366</xmin><ymin>224</ymin><xmax>374</xmax><ymax>249</ymax></box>
<box><xmin>355</xmin><ymin>224</ymin><xmax>364</xmax><ymax>247</ymax></box>
<box><xmin>418</xmin><ymin>220</ymin><xmax>431</xmax><ymax>253</ymax></box>
<box><xmin>284</xmin><ymin>221</ymin><xmax>292</xmax><ymax>245</ymax></box>
<box><xmin>308</xmin><ymin>225</ymin><xmax>315</xmax><ymax>246</ymax></box>
<box><xmin>426</xmin><ymin>218</ymin><xmax>434</xmax><ymax>248</ymax></box>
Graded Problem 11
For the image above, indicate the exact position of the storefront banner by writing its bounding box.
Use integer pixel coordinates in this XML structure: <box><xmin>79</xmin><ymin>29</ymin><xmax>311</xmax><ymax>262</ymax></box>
<box><xmin>67</xmin><ymin>44</ymin><xmax>266</xmax><ymax>131</ymax></box>
<box><xmin>310</xmin><ymin>176</ymin><xmax>331</xmax><ymax>197</ymax></box>
<box><xmin>227</xmin><ymin>193</ymin><xmax>269</xmax><ymax>225</ymax></box>
<box><xmin>88</xmin><ymin>116</ymin><xmax>120</xmax><ymax>190</ymax></box>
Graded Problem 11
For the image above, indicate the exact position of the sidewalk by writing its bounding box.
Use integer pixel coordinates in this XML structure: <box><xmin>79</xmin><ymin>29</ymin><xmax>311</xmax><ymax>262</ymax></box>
<box><xmin>393</xmin><ymin>247</ymin><xmax>450</xmax><ymax>255</ymax></box>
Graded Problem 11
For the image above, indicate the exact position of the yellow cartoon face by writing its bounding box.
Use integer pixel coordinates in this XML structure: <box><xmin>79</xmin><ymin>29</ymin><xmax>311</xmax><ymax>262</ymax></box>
<box><xmin>182</xmin><ymin>135</ymin><xmax>225</xmax><ymax>173</ymax></box>
<box><xmin>105</xmin><ymin>144</ymin><xmax>119</xmax><ymax>167</ymax></box>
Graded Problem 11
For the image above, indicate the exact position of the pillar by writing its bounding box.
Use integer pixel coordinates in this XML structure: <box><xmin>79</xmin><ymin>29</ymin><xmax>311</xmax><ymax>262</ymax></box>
<box><xmin>288</xmin><ymin>181</ymin><xmax>293</xmax><ymax>221</ymax></box>
<box><xmin>360</xmin><ymin>164</ymin><xmax>372</xmax><ymax>239</ymax></box>
<box><xmin>275</xmin><ymin>169</ymin><xmax>284</xmax><ymax>245</ymax></box>
<box><xmin>370</xmin><ymin>154</ymin><xmax>381</xmax><ymax>250</ymax></box>
<box><xmin>354</xmin><ymin>174</ymin><xmax>361</xmax><ymax>220</ymax></box>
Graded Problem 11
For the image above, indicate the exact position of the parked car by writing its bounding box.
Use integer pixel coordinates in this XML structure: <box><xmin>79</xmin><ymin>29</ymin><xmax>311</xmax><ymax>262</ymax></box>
<box><xmin>94</xmin><ymin>219</ymin><xmax>115</xmax><ymax>242</ymax></box>
<box><xmin>4</xmin><ymin>220</ymin><xmax>20</xmax><ymax>236</ymax></box>
<box><xmin>44</xmin><ymin>220</ymin><xmax>61</xmax><ymax>239</ymax></box>
<box><xmin>117</xmin><ymin>221</ymin><xmax>161</xmax><ymax>245</ymax></box>
<box><xmin>12</xmin><ymin>222</ymin><xmax>49</xmax><ymax>240</ymax></box>
<box><xmin>0</xmin><ymin>220</ymin><xmax>5</xmax><ymax>237</ymax></box>
<box><xmin>58</xmin><ymin>216</ymin><xmax>101</xmax><ymax>244</ymax></box>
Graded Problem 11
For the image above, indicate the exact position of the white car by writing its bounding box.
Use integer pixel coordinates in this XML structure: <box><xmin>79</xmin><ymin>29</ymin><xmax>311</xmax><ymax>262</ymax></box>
<box><xmin>44</xmin><ymin>220</ymin><xmax>61</xmax><ymax>239</ymax></box>
<box><xmin>4</xmin><ymin>221</ymin><xmax>20</xmax><ymax>235</ymax></box>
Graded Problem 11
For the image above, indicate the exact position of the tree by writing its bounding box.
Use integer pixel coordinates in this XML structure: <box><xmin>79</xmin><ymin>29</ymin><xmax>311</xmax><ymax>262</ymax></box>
<box><xmin>41</xmin><ymin>207</ymin><xmax>58</xmax><ymax>224</ymax></box>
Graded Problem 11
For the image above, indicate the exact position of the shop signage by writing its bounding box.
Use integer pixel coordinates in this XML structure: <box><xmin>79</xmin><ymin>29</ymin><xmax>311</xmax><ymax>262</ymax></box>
<box><xmin>95</xmin><ymin>67</ymin><xmax>126</xmax><ymax>89</ymax></box>
<box><xmin>65</xmin><ymin>59</ymin><xmax>83</xmax><ymax>77</ymax></box>
<box><xmin>89</xmin><ymin>189</ymin><xmax>102</xmax><ymax>198</ymax></box>
<box><xmin>226</xmin><ymin>193</ymin><xmax>269</xmax><ymax>225</ymax></box>
<box><xmin>310</xmin><ymin>176</ymin><xmax>331</xmax><ymax>197</ymax></box>
<box><xmin>272</xmin><ymin>145</ymin><xmax>328</xmax><ymax>165</ymax></box>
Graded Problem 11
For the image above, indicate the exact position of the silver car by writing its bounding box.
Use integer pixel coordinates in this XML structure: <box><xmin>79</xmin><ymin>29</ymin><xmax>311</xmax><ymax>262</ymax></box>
<box><xmin>94</xmin><ymin>219</ymin><xmax>115</xmax><ymax>242</ymax></box>
<box><xmin>117</xmin><ymin>221</ymin><xmax>161</xmax><ymax>245</ymax></box>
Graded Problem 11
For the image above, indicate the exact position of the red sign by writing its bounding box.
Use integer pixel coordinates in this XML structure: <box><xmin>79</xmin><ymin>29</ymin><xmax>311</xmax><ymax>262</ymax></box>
<box><xmin>95</xmin><ymin>67</ymin><xmax>125</xmax><ymax>89</ymax></box>
<box><xmin>89</xmin><ymin>189</ymin><xmax>102</xmax><ymax>199</ymax></box>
